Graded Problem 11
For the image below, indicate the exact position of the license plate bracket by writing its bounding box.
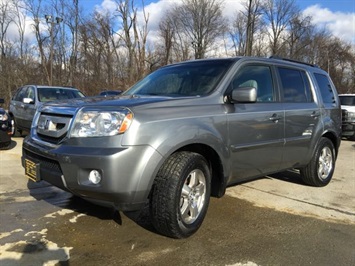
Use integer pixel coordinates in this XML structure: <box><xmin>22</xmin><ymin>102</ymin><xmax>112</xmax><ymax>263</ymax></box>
<box><xmin>25</xmin><ymin>159</ymin><xmax>40</xmax><ymax>182</ymax></box>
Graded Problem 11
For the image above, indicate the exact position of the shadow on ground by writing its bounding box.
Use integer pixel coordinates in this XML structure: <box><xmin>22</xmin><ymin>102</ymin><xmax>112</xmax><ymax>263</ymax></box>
<box><xmin>27</xmin><ymin>179</ymin><xmax>157</xmax><ymax>235</ymax></box>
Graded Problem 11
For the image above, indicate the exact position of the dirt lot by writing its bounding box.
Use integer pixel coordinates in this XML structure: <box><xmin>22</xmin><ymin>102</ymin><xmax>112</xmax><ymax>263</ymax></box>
<box><xmin>0</xmin><ymin>138</ymin><xmax>354</xmax><ymax>265</ymax></box>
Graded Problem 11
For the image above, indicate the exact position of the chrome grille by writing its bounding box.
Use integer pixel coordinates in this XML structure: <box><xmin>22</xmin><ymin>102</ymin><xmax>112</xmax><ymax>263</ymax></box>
<box><xmin>36</xmin><ymin>113</ymin><xmax>73</xmax><ymax>144</ymax></box>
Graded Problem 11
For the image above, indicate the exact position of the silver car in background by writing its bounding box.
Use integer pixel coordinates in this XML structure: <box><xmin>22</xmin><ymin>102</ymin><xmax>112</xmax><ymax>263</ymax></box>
<box><xmin>9</xmin><ymin>85</ymin><xmax>85</xmax><ymax>136</ymax></box>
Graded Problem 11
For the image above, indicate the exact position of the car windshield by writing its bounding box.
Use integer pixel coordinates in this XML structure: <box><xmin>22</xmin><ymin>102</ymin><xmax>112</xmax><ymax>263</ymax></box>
<box><xmin>339</xmin><ymin>96</ymin><xmax>355</xmax><ymax>106</ymax></box>
<box><xmin>38</xmin><ymin>87</ymin><xmax>85</xmax><ymax>102</ymax></box>
<box><xmin>123</xmin><ymin>60</ymin><xmax>234</xmax><ymax>97</ymax></box>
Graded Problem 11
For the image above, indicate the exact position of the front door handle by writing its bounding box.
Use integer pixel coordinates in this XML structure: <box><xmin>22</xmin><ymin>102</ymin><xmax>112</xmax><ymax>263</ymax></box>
<box><xmin>269</xmin><ymin>113</ymin><xmax>281</xmax><ymax>123</ymax></box>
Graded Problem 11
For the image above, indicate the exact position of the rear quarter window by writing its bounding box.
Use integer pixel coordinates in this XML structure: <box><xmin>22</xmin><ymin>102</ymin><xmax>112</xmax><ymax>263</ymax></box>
<box><xmin>314</xmin><ymin>73</ymin><xmax>336</xmax><ymax>104</ymax></box>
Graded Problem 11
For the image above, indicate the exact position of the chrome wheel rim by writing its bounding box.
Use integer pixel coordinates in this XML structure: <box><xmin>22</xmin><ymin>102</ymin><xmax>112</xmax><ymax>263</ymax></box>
<box><xmin>180</xmin><ymin>169</ymin><xmax>206</xmax><ymax>224</ymax></box>
<box><xmin>11</xmin><ymin>120</ymin><xmax>15</xmax><ymax>135</ymax></box>
<box><xmin>318</xmin><ymin>146</ymin><xmax>333</xmax><ymax>180</ymax></box>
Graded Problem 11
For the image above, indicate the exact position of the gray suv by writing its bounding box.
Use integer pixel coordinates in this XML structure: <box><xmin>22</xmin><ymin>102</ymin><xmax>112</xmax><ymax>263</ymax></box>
<box><xmin>9</xmin><ymin>85</ymin><xmax>85</xmax><ymax>136</ymax></box>
<box><xmin>22</xmin><ymin>57</ymin><xmax>342</xmax><ymax>238</ymax></box>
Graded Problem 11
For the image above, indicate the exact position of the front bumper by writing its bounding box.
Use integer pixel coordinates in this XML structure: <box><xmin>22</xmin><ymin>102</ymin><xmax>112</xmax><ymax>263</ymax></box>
<box><xmin>341</xmin><ymin>122</ymin><xmax>355</xmax><ymax>138</ymax></box>
<box><xmin>0</xmin><ymin>121</ymin><xmax>12</xmax><ymax>148</ymax></box>
<box><xmin>22</xmin><ymin>137</ymin><xmax>163</xmax><ymax>211</ymax></box>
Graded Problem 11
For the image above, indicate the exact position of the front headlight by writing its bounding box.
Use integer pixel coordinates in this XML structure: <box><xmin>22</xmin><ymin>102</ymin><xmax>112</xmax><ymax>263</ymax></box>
<box><xmin>70</xmin><ymin>108</ymin><xmax>133</xmax><ymax>137</ymax></box>
<box><xmin>0</xmin><ymin>113</ymin><xmax>8</xmax><ymax>121</ymax></box>
<box><xmin>348</xmin><ymin>112</ymin><xmax>355</xmax><ymax>119</ymax></box>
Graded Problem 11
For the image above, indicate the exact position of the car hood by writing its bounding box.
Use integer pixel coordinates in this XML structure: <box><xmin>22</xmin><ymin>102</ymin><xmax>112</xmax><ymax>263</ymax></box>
<box><xmin>341</xmin><ymin>105</ymin><xmax>355</xmax><ymax>113</ymax></box>
<box><xmin>39</xmin><ymin>95</ymin><xmax>197</xmax><ymax>115</ymax></box>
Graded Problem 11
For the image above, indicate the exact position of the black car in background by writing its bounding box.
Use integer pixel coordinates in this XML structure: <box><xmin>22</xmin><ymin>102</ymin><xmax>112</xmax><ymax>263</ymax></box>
<box><xmin>0</xmin><ymin>99</ymin><xmax>12</xmax><ymax>149</ymax></box>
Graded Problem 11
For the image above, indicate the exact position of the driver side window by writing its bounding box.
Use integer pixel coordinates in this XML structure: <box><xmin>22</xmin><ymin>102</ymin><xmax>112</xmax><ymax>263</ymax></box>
<box><xmin>14</xmin><ymin>87</ymin><xmax>27</xmax><ymax>102</ymax></box>
<box><xmin>27</xmin><ymin>87</ymin><xmax>35</xmax><ymax>101</ymax></box>
<box><xmin>231</xmin><ymin>65</ymin><xmax>275</xmax><ymax>102</ymax></box>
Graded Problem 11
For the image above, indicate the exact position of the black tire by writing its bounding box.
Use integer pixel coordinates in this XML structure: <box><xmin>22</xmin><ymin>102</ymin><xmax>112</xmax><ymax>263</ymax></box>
<box><xmin>0</xmin><ymin>141</ymin><xmax>11</xmax><ymax>150</ymax></box>
<box><xmin>11</xmin><ymin>118</ymin><xmax>21</xmax><ymax>137</ymax></box>
<box><xmin>150</xmin><ymin>151</ymin><xmax>211</xmax><ymax>238</ymax></box>
<box><xmin>346</xmin><ymin>133</ymin><xmax>355</xmax><ymax>141</ymax></box>
<box><xmin>300</xmin><ymin>137</ymin><xmax>335</xmax><ymax>187</ymax></box>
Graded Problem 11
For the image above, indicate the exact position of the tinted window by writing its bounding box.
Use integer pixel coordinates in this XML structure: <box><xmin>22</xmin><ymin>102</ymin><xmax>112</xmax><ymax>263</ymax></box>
<box><xmin>339</xmin><ymin>96</ymin><xmax>355</xmax><ymax>106</ymax></box>
<box><xmin>38</xmin><ymin>88</ymin><xmax>84</xmax><ymax>102</ymax></box>
<box><xmin>278</xmin><ymin>68</ymin><xmax>313</xmax><ymax>103</ymax></box>
<box><xmin>27</xmin><ymin>87</ymin><xmax>35</xmax><ymax>101</ymax></box>
<box><xmin>14</xmin><ymin>87</ymin><xmax>27</xmax><ymax>101</ymax></box>
<box><xmin>314</xmin><ymin>73</ymin><xmax>335</xmax><ymax>104</ymax></box>
<box><xmin>125</xmin><ymin>60</ymin><xmax>234</xmax><ymax>97</ymax></box>
<box><xmin>231</xmin><ymin>65</ymin><xmax>275</xmax><ymax>102</ymax></box>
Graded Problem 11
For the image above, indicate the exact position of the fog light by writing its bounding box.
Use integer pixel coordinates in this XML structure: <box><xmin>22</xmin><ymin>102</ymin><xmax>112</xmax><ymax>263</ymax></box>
<box><xmin>88</xmin><ymin>170</ymin><xmax>102</xmax><ymax>184</ymax></box>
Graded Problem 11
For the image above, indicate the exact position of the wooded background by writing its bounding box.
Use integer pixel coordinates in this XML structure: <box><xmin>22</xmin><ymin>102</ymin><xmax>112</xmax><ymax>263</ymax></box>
<box><xmin>1</xmin><ymin>0</ymin><xmax>354</xmax><ymax>105</ymax></box>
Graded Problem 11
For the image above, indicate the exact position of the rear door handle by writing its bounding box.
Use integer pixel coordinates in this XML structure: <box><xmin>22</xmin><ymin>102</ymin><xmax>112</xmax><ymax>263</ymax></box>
<box><xmin>311</xmin><ymin>111</ymin><xmax>320</xmax><ymax>118</ymax></box>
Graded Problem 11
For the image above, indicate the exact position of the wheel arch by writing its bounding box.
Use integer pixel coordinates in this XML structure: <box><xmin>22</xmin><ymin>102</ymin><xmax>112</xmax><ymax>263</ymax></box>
<box><xmin>175</xmin><ymin>143</ymin><xmax>227</xmax><ymax>198</ymax></box>
<box><xmin>322</xmin><ymin>130</ymin><xmax>341</xmax><ymax>158</ymax></box>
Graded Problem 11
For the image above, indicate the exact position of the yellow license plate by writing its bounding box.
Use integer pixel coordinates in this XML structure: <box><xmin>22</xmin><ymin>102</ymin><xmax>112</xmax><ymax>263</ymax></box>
<box><xmin>25</xmin><ymin>159</ymin><xmax>40</xmax><ymax>182</ymax></box>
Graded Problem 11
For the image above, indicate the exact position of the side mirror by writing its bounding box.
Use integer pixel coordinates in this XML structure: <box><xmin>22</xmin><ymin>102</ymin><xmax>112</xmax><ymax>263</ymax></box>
<box><xmin>231</xmin><ymin>87</ymin><xmax>257</xmax><ymax>103</ymax></box>
<box><xmin>23</xmin><ymin>98</ymin><xmax>35</xmax><ymax>104</ymax></box>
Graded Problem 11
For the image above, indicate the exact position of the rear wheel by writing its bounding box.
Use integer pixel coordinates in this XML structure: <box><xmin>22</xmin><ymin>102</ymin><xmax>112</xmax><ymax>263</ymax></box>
<box><xmin>300</xmin><ymin>137</ymin><xmax>335</xmax><ymax>187</ymax></box>
<box><xmin>150</xmin><ymin>151</ymin><xmax>211</xmax><ymax>238</ymax></box>
<box><xmin>0</xmin><ymin>141</ymin><xmax>11</xmax><ymax>150</ymax></box>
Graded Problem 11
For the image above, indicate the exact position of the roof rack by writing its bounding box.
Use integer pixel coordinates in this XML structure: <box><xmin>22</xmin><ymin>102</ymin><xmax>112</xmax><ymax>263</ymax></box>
<box><xmin>269</xmin><ymin>56</ymin><xmax>319</xmax><ymax>68</ymax></box>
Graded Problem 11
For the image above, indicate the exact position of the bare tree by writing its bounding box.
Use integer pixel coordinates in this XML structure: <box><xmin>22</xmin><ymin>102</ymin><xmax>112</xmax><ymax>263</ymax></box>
<box><xmin>116</xmin><ymin>0</ymin><xmax>137</xmax><ymax>86</ymax></box>
<box><xmin>0</xmin><ymin>0</ymin><xmax>14</xmax><ymax>102</ymax></box>
<box><xmin>0</xmin><ymin>0</ymin><xmax>14</xmax><ymax>58</ymax></box>
<box><xmin>230</xmin><ymin>12</ymin><xmax>247</xmax><ymax>56</ymax></box>
<box><xmin>158</xmin><ymin>14</ymin><xmax>175</xmax><ymax>65</ymax></box>
<box><xmin>1</xmin><ymin>0</ymin><xmax>354</xmax><ymax>100</ymax></box>
<box><xmin>12</xmin><ymin>0</ymin><xmax>28</xmax><ymax>60</ymax></box>
<box><xmin>64</xmin><ymin>0</ymin><xmax>81</xmax><ymax>86</ymax></box>
<box><xmin>243</xmin><ymin>0</ymin><xmax>263</xmax><ymax>56</ymax></box>
<box><xmin>286</xmin><ymin>14</ymin><xmax>314</xmax><ymax>60</ymax></box>
<box><xmin>114</xmin><ymin>0</ymin><xmax>150</xmax><ymax>86</ymax></box>
<box><xmin>78</xmin><ymin>14</ymin><xmax>106</xmax><ymax>93</ymax></box>
<box><xmin>172</xmin><ymin>0</ymin><xmax>227</xmax><ymax>59</ymax></box>
<box><xmin>25</xmin><ymin>0</ymin><xmax>51</xmax><ymax>84</ymax></box>
<box><xmin>262</xmin><ymin>0</ymin><xmax>299</xmax><ymax>55</ymax></box>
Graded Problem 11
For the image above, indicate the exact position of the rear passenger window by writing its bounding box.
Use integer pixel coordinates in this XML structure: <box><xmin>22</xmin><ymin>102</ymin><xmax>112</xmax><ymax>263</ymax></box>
<box><xmin>278</xmin><ymin>68</ymin><xmax>313</xmax><ymax>103</ymax></box>
<box><xmin>314</xmin><ymin>73</ymin><xmax>335</xmax><ymax>104</ymax></box>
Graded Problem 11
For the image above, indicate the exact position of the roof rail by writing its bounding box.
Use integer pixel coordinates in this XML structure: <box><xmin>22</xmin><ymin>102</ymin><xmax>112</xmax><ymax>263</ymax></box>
<box><xmin>269</xmin><ymin>56</ymin><xmax>319</xmax><ymax>68</ymax></box>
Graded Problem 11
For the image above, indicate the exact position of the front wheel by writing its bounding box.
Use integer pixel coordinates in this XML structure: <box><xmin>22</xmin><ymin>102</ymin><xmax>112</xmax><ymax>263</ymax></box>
<box><xmin>150</xmin><ymin>152</ymin><xmax>211</xmax><ymax>238</ymax></box>
<box><xmin>300</xmin><ymin>137</ymin><xmax>335</xmax><ymax>187</ymax></box>
<box><xmin>11</xmin><ymin>118</ymin><xmax>21</xmax><ymax>137</ymax></box>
